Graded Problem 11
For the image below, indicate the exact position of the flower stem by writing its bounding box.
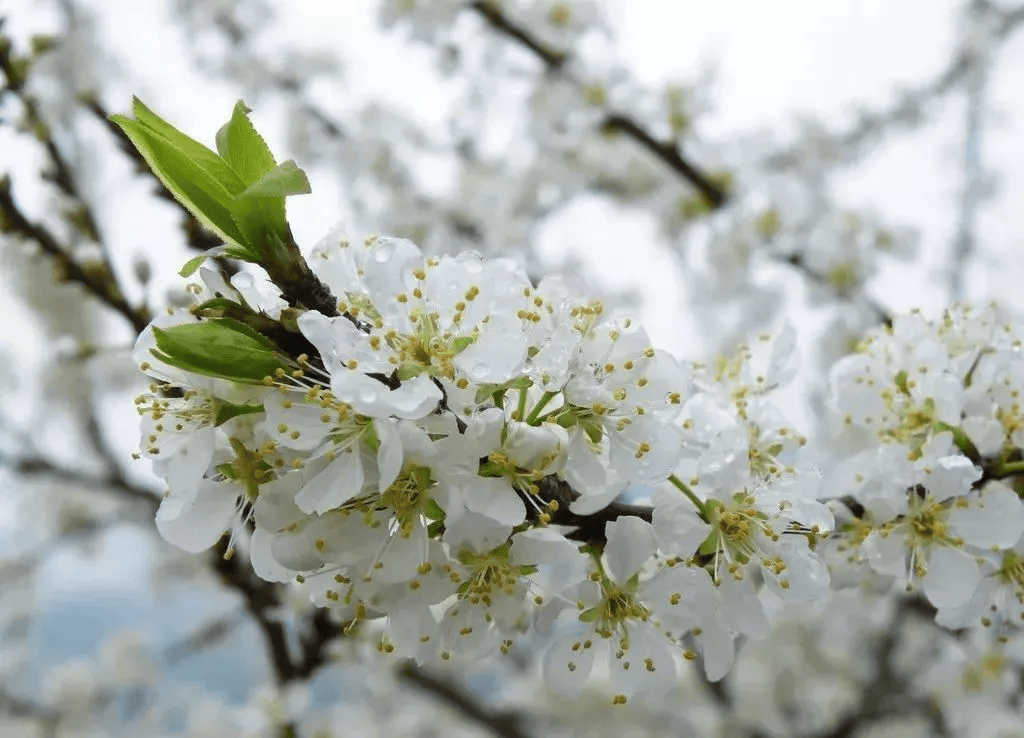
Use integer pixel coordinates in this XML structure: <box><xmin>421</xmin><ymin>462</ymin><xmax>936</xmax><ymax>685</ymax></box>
<box><xmin>525</xmin><ymin>391</ymin><xmax>558</xmax><ymax>425</ymax></box>
<box><xmin>990</xmin><ymin>460</ymin><xmax>1024</xmax><ymax>479</ymax></box>
<box><xmin>517</xmin><ymin>388</ymin><xmax>528</xmax><ymax>421</ymax></box>
<box><xmin>933</xmin><ymin>421</ymin><xmax>980</xmax><ymax>462</ymax></box>
<box><xmin>669</xmin><ymin>474</ymin><xmax>709</xmax><ymax>522</ymax></box>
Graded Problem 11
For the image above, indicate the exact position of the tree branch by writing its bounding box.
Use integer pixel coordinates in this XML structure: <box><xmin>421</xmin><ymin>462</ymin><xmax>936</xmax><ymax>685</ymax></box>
<box><xmin>950</xmin><ymin>0</ymin><xmax>991</xmax><ymax>301</ymax></box>
<box><xmin>0</xmin><ymin>175</ymin><xmax>151</xmax><ymax>334</ymax></box>
<box><xmin>2</xmin><ymin>449</ymin><xmax>161</xmax><ymax>516</ymax></box>
<box><xmin>813</xmin><ymin>597</ymin><xmax>948</xmax><ymax>738</ymax></box>
<box><xmin>467</xmin><ymin>0</ymin><xmax>727</xmax><ymax>210</ymax></box>
<box><xmin>397</xmin><ymin>659</ymin><xmax>532</xmax><ymax>738</ymax></box>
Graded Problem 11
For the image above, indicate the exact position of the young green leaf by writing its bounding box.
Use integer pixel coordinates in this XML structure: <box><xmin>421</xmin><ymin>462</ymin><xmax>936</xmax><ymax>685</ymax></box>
<box><xmin>215</xmin><ymin>100</ymin><xmax>276</xmax><ymax>187</ymax></box>
<box><xmin>111</xmin><ymin>114</ymin><xmax>250</xmax><ymax>252</ymax></box>
<box><xmin>129</xmin><ymin>98</ymin><xmax>243</xmax><ymax>190</ymax></box>
<box><xmin>239</xmin><ymin>160</ymin><xmax>311</xmax><ymax>199</ymax></box>
<box><xmin>150</xmin><ymin>318</ymin><xmax>289</xmax><ymax>383</ymax></box>
<box><xmin>214</xmin><ymin>401</ymin><xmax>265</xmax><ymax>427</ymax></box>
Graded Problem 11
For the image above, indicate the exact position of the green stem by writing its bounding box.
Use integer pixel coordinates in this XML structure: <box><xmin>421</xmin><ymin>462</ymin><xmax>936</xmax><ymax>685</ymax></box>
<box><xmin>669</xmin><ymin>474</ymin><xmax>709</xmax><ymax>522</ymax></box>
<box><xmin>990</xmin><ymin>460</ymin><xmax>1024</xmax><ymax>479</ymax></box>
<box><xmin>524</xmin><ymin>391</ymin><xmax>558</xmax><ymax>425</ymax></box>
<box><xmin>933</xmin><ymin>421</ymin><xmax>979</xmax><ymax>462</ymax></box>
<box><xmin>516</xmin><ymin>387</ymin><xmax>528</xmax><ymax>421</ymax></box>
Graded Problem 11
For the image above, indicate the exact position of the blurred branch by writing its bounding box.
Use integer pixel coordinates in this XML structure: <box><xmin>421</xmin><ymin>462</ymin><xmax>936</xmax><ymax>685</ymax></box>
<box><xmin>468</xmin><ymin>0</ymin><xmax>728</xmax><ymax>210</ymax></box>
<box><xmin>0</xmin><ymin>30</ymin><xmax>152</xmax><ymax>334</ymax></box>
<box><xmin>782</xmin><ymin>253</ymin><xmax>894</xmax><ymax>328</ymax></box>
<box><xmin>813</xmin><ymin>597</ymin><xmax>948</xmax><ymax>738</ymax></box>
<box><xmin>950</xmin><ymin>0</ymin><xmax>991</xmax><ymax>301</ymax></box>
<box><xmin>163</xmin><ymin>608</ymin><xmax>246</xmax><ymax>667</ymax></box>
<box><xmin>1</xmin><ymin>448</ymin><xmax>161</xmax><ymax>515</ymax></box>
<box><xmin>0</xmin><ymin>688</ymin><xmax>61</xmax><ymax>737</ymax></box>
<box><xmin>397</xmin><ymin>659</ymin><xmax>533</xmax><ymax>738</ymax></box>
<box><xmin>0</xmin><ymin>176</ymin><xmax>151</xmax><ymax>334</ymax></box>
<box><xmin>0</xmin><ymin>26</ymin><xmax>103</xmax><ymax>245</ymax></box>
<box><xmin>763</xmin><ymin>1</ymin><xmax>1024</xmax><ymax>171</ymax></box>
<box><xmin>469</xmin><ymin>0</ymin><xmax>566</xmax><ymax>69</ymax></box>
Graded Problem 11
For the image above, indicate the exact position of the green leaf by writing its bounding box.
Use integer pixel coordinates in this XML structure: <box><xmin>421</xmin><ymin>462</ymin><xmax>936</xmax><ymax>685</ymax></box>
<box><xmin>178</xmin><ymin>244</ymin><xmax>255</xmax><ymax>277</ymax></box>
<box><xmin>214</xmin><ymin>401</ymin><xmax>265</xmax><ymax>426</ymax></box>
<box><xmin>215</xmin><ymin>100</ymin><xmax>277</xmax><ymax>186</ymax></box>
<box><xmin>130</xmin><ymin>98</ymin><xmax>243</xmax><ymax>189</ymax></box>
<box><xmin>112</xmin><ymin>114</ymin><xmax>250</xmax><ymax>251</ymax></box>
<box><xmin>113</xmin><ymin>97</ymin><xmax>313</xmax><ymax>270</ymax></box>
<box><xmin>179</xmin><ymin>253</ymin><xmax>209</xmax><ymax>277</ymax></box>
<box><xmin>150</xmin><ymin>318</ymin><xmax>289</xmax><ymax>383</ymax></box>
<box><xmin>239</xmin><ymin>160</ymin><xmax>311</xmax><ymax>199</ymax></box>
<box><xmin>423</xmin><ymin>499</ymin><xmax>446</xmax><ymax>522</ymax></box>
<box><xmin>230</xmin><ymin>195</ymin><xmax>287</xmax><ymax>259</ymax></box>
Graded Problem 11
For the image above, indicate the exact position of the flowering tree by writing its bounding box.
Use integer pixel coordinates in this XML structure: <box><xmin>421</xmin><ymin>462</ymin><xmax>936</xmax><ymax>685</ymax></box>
<box><xmin>4</xmin><ymin>1</ymin><xmax>1024</xmax><ymax>736</ymax></box>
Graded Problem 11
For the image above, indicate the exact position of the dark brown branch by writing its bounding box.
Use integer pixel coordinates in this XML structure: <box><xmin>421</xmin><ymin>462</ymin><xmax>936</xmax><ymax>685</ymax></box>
<box><xmin>209</xmin><ymin>535</ymin><xmax>296</xmax><ymax>686</ymax></box>
<box><xmin>469</xmin><ymin>0</ymin><xmax>566</xmax><ymax>69</ymax></box>
<box><xmin>535</xmin><ymin>475</ymin><xmax>652</xmax><ymax>545</ymax></box>
<box><xmin>397</xmin><ymin>659</ymin><xmax>532</xmax><ymax>738</ymax></box>
<box><xmin>294</xmin><ymin>608</ymin><xmax>339</xmax><ymax>679</ymax></box>
<box><xmin>0</xmin><ymin>175</ymin><xmax>151</xmax><ymax>333</ymax></box>
<box><xmin>468</xmin><ymin>1</ymin><xmax>727</xmax><ymax>210</ymax></box>
<box><xmin>603</xmin><ymin>114</ymin><xmax>727</xmax><ymax>210</ymax></box>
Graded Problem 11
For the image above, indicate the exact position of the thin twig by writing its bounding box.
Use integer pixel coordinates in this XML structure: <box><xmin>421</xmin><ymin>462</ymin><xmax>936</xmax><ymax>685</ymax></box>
<box><xmin>397</xmin><ymin>659</ymin><xmax>533</xmax><ymax>738</ymax></box>
<box><xmin>950</xmin><ymin>0</ymin><xmax>990</xmax><ymax>301</ymax></box>
<box><xmin>0</xmin><ymin>176</ymin><xmax>151</xmax><ymax>333</ymax></box>
<box><xmin>468</xmin><ymin>0</ymin><xmax>727</xmax><ymax>209</ymax></box>
<box><xmin>2</xmin><ymin>450</ymin><xmax>161</xmax><ymax>515</ymax></box>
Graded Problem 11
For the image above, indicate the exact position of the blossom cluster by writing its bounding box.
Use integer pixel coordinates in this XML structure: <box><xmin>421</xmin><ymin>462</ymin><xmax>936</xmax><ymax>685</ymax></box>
<box><xmin>135</xmin><ymin>232</ymin><xmax>835</xmax><ymax>701</ymax></box>
<box><xmin>134</xmin><ymin>220</ymin><xmax>1024</xmax><ymax>702</ymax></box>
<box><xmin>824</xmin><ymin>305</ymin><xmax>1024</xmax><ymax>625</ymax></box>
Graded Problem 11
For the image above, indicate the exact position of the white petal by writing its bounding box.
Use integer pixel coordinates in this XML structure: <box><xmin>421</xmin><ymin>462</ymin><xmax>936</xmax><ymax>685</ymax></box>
<box><xmin>295</xmin><ymin>451</ymin><xmax>365</xmax><ymax>514</ymax></box>
<box><xmin>922</xmin><ymin>546</ymin><xmax>981</xmax><ymax>608</ymax></box>
<box><xmin>375</xmin><ymin>419</ymin><xmax>404</xmax><ymax>493</ymax></box>
<box><xmin>249</xmin><ymin>529</ymin><xmax>295</xmax><ymax>582</ymax></box>
<box><xmin>718</xmin><ymin>576</ymin><xmax>770</xmax><ymax>637</ymax></box>
<box><xmin>864</xmin><ymin>530</ymin><xmax>909</xmax><ymax>577</ymax></box>
<box><xmin>961</xmin><ymin>416</ymin><xmax>1006</xmax><ymax>458</ymax></box>
<box><xmin>948</xmin><ymin>481</ymin><xmax>1024</xmax><ymax>550</ymax></box>
<box><xmin>697</xmin><ymin>618</ymin><xmax>735</xmax><ymax>683</ymax></box>
<box><xmin>542</xmin><ymin>632</ymin><xmax>597</xmax><ymax>697</ymax></box>
<box><xmin>332</xmin><ymin>371</ymin><xmax>440</xmax><ymax>419</ymax></box>
<box><xmin>510</xmin><ymin>528</ymin><xmax>588</xmax><ymax>594</ymax></box>
<box><xmin>653</xmin><ymin>501</ymin><xmax>711</xmax><ymax>558</ymax></box>
<box><xmin>604</xmin><ymin>517</ymin><xmax>656</xmax><ymax>584</ymax></box>
<box><xmin>156</xmin><ymin>482</ymin><xmax>236</xmax><ymax>553</ymax></box>
<box><xmin>464</xmin><ymin>478</ymin><xmax>526</xmax><ymax>527</ymax></box>
<box><xmin>611</xmin><ymin>628</ymin><xmax>675</xmax><ymax>698</ymax></box>
<box><xmin>921</xmin><ymin>455</ymin><xmax>980</xmax><ymax>501</ymax></box>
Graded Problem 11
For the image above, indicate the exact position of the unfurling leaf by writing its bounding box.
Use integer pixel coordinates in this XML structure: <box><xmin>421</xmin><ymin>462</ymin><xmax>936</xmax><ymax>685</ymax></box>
<box><xmin>150</xmin><ymin>318</ymin><xmax>290</xmax><ymax>383</ymax></box>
